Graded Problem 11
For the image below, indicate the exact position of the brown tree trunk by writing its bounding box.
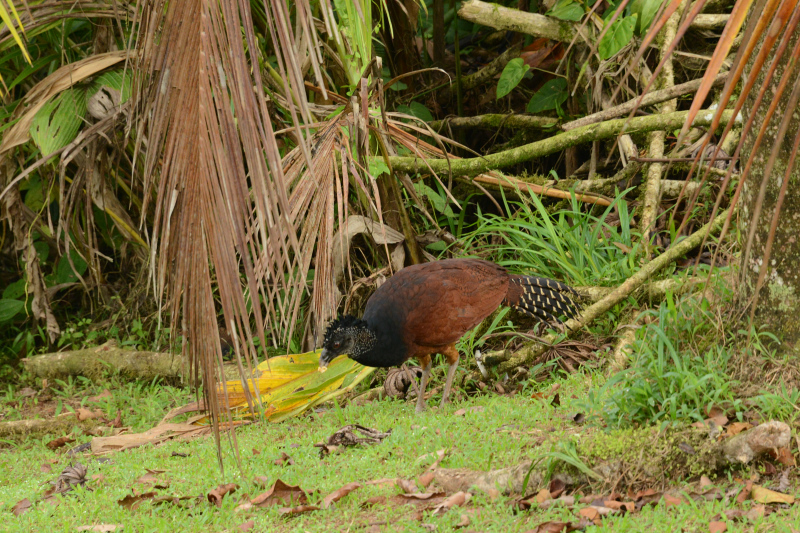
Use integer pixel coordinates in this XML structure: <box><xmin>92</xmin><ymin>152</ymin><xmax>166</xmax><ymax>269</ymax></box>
<box><xmin>738</xmin><ymin>20</ymin><xmax>800</xmax><ymax>345</ymax></box>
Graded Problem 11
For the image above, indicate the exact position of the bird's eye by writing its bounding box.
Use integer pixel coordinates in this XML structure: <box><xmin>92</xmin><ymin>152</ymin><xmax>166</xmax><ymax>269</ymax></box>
<box><xmin>333</xmin><ymin>341</ymin><xmax>341</xmax><ymax>349</ymax></box>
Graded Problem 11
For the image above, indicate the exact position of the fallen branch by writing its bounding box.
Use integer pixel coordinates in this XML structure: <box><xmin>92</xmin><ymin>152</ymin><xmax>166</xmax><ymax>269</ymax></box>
<box><xmin>429</xmin><ymin>114</ymin><xmax>558</xmax><ymax>132</ymax></box>
<box><xmin>477</xmin><ymin>209</ymin><xmax>729</xmax><ymax>375</ymax></box>
<box><xmin>0</xmin><ymin>413</ymin><xmax>102</xmax><ymax>440</ymax></box>
<box><xmin>386</xmin><ymin>109</ymin><xmax>733</xmax><ymax>178</ymax></box>
<box><xmin>562</xmin><ymin>74</ymin><xmax>727</xmax><ymax>130</ymax></box>
<box><xmin>458</xmin><ymin>0</ymin><xmax>578</xmax><ymax>42</ymax></box>
<box><xmin>22</xmin><ymin>344</ymin><xmax>185</xmax><ymax>383</ymax></box>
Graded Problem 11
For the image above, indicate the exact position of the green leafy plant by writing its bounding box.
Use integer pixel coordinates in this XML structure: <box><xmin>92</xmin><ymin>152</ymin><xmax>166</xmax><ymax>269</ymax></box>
<box><xmin>584</xmin><ymin>293</ymin><xmax>744</xmax><ymax>428</ymax></box>
<box><xmin>527</xmin><ymin>78</ymin><xmax>569</xmax><ymax>113</ymax></box>
<box><xmin>547</xmin><ymin>0</ymin><xmax>585</xmax><ymax>22</ymax></box>
<box><xmin>461</xmin><ymin>188</ymin><xmax>637</xmax><ymax>286</ymax></box>
<box><xmin>599</xmin><ymin>15</ymin><xmax>637</xmax><ymax>60</ymax></box>
<box><xmin>497</xmin><ymin>58</ymin><xmax>530</xmax><ymax>99</ymax></box>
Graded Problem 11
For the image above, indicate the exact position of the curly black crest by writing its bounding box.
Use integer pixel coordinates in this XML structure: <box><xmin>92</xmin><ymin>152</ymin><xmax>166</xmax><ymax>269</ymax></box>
<box><xmin>323</xmin><ymin>315</ymin><xmax>363</xmax><ymax>343</ymax></box>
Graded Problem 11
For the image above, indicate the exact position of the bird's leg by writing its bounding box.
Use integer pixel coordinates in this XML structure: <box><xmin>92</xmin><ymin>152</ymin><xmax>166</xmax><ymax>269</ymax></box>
<box><xmin>415</xmin><ymin>355</ymin><xmax>433</xmax><ymax>414</ymax></box>
<box><xmin>440</xmin><ymin>345</ymin><xmax>460</xmax><ymax>407</ymax></box>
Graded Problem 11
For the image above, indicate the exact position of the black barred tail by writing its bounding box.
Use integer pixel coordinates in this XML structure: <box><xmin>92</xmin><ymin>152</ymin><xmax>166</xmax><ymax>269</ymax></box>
<box><xmin>503</xmin><ymin>275</ymin><xmax>580</xmax><ymax>323</ymax></box>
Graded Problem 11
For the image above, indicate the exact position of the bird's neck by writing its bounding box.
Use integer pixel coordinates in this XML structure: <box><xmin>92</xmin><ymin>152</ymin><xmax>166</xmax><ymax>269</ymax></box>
<box><xmin>350</xmin><ymin>321</ymin><xmax>407</xmax><ymax>368</ymax></box>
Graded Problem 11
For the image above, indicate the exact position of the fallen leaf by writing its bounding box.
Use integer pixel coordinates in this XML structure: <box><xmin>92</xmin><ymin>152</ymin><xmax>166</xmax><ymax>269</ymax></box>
<box><xmin>725</xmin><ymin>422</ymin><xmax>753</xmax><ymax>436</ymax></box>
<box><xmin>663</xmin><ymin>494</ymin><xmax>683</xmax><ymax>507</ymax></box>
<box><xmin>578</xmin><ymin>506</ymin><xmax>601</xmax><ymax>525</ymax></box>
<box><xmin>418</xmin><ymin>471</ymin><xmax>435</xmax><ymax>488</ymax></box>
<box><xmin>604</xmin><ymin>500</ymin><xmax>634</xmax><ymax>512</ymax></box>
<box><xmin>549</xmin><ymin>478</ymin><xmax>566</xmax><ymax>498</ymax></box>
<box><xmin>249</xmin><ymin>479</ymin><xmax>308</xmax><ymax>508</ymax></box>
<box><xmin>278</xmin><ymin>504</ymin><xmax>320</xmax><ymax>516</ymax></box>
<box><xmin>700</xmin><ymin>475</ymin><xmax>713</xmax><ymax>488</ymax></box>
<box><xmin>524</xmin><ymin>521</ymin><xmax>572</xmax><ymax>533</ymax></box>
<box><xmin>237</xmin><ymin>520</ymin><xmax>255</xmax><ymax>531</ymax></box>
<box><xmin>207</xmin><ymin>483</ymin><xmax>238</xmax><ymax>507</ymax></box>
<box><xmin>134</xmin><ymin>469</ymin><xmax>166</xmax><ymax>486</ymax></box>
<box><xmin>76</xmin><ymin>526</ymin><xmax>121</xmax><ymax>532</ymax></box>
<box><xmin>399</xmin><ymin>492</ymin><xmax>444</xmax><ymax>501</ymax></box>
<box><xmin>432</xmin><ymin>491</ymin><xmax>471</xmax><ymax>515</ymax></box>
<box><xmin>364</xmin><ymin>478</ymin><xmax>397</xmax><ymax>487</ymax></box>
<box><xmin>396</xmin><ymin>479</ymin><xmax>417</xmax><ymax>493</ymax></box>
<box><xmin>321</xmin><ymin>482</ymin><xmax>361</xmax><ymax>509</ymax></box>
<box><xmin>708</xmin><ymin>521</ymin><xmax>727</xmax><ymax>533</ymax></box>
<box><xmin>118</xmin><ymin>491</ymin><xmax>157</xmax><ymax>511</ymax></box>
<box><xmin>455</xmin><ymin>513</ymin><xmax>470</xmax><ymax>528</ymax></box>
<box><xmin>778</xmin><ymin>468</ymin><xmax>791</xmax><ymax>492</ymax></box>
<box><xmin>110</xmin><ymin>412</ymin><xmax>123</xmax><ymax>428</ymax></box>
<box><xmin>76</xmin><ymin>408</ymin><xmax>99</xmax><ymax>421</ymax></box>
<box><xmin>773</xmin><ymin>447</ymin><xmax>796</xmax><ymax>467</ymax></box>
<box><xmin>46</xmin><ymin>436</ymin><xmax>75</xmax><ymax>450</ymax></box>
<box><xmin>454</xmin><ymin>406</ymin><xmax>485</xmax><ymax>416</ymax></box>
<box><xmin>18</xmin><ymin>387</ymin><xmax>37</xmax><ymax>398</ymax></box>
<box><xmin>745</xmin><ymin>504</ymin><xmax>766</xmax><ymax>520</ymax></box>
<box><xmin>50</xmin><ymin>462</ymin><xmax>89</xmax><ymax>495</ymax></box>
<box><xmin>40</xmin><ymin>463</ymin><xmax>53</xmax><ymax>473</ymax></box>
<box><xmin>751</xmin><ymin>484</ymin><xmax>794</xmax><ymax>504</ymax></box>
<box><xmin>736</xmin><ymin>481</ymin><xmax>753</xmax><ymax>504</ymax></box>
<box><xmin>12</xmin><ymin>498</ymin><xmax>32</xmax><ymax>516</ymax></box>
<box><xmin>88</xmin><ymin>390</ymin><xmax>113</xmax><ymax>402</ymax></box>
<box><xmin>535</xmin><ymin>489</ymin><xmax>552</xmax><ymax>504</ymax></box>
<box><xmin>361</xmin><ymin>495</ymin><xmax>387</xmax><ymax>507</ymax></box>
<box><xmin>273</xmin><ymin>452</ymin><xmax>294</xmax><ymax>466</ymax></box>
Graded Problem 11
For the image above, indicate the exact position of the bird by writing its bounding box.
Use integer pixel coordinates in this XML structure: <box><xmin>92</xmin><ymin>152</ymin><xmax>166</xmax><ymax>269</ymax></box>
<box><xmin>318</xmin><ymin>258</ymin><xmax>579</xmax><ymax>413</ymax></box>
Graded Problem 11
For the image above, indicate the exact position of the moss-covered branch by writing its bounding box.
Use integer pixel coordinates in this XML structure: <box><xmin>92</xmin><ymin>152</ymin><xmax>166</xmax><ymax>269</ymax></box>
<box><xmin>429</xmin><ymin>114</ymin><xmax>558</xmax><ymax>132</ymax></box>
<box><xmin>387</xmin><ymin>109</ymin><xmax>733</xmax><ymax>178</ymax></box>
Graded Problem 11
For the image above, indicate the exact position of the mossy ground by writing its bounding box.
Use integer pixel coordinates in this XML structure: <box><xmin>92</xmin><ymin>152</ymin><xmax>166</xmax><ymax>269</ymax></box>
<box><xmin>2</xmin><ymin>369</ymin><xmax>800</xmax><ymax>532</ymax></box>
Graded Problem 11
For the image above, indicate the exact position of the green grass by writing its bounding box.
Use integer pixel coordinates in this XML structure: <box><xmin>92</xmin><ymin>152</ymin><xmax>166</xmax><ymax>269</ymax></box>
<box><xmin>2</xmin><ymin>369</ymin><xmax>800</xmax><ymax>533</ymax></box>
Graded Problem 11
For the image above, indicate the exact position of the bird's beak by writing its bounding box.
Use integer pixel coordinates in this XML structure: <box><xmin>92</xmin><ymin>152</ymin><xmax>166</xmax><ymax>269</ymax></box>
<box><xmin>318</xmin><ymin>349</ymin><xmax>330</xmax><ymax>373</ymax></box>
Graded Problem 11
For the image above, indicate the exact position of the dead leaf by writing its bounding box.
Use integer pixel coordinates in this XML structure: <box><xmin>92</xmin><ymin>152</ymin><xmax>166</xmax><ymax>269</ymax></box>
<box><xmin>396</xmin><ymin>479</ymin><xmax>417</xmax><ymax>493</ymax></box>
<box><xmin>134</xmin><ymin>469</ymin><xmax>166</xmax><ymax>486</ymax></box>
<box><xmin>663</xmin><ymin>494</ymin><xmax>683</xmax><ymax>507</ymax></box>
<box><xmin>725</xmin><ymin>422</ymin><xmax>753</xmax><ymax>436</ymax></box>
<box><xmin>274</xmin><ymin>452</ymin><xmax>294</xmax><ymax>466</ymax></box>
<box><xmin>118</xmin><ymin>491</ymin><xmax>157</xmax><ymax>511</ymax></box>
<box><xmin>549</xmin><ymin>478</ymin><xmax>566</xmax><ymax>498</ymax></box>
<box><xmin>361</xmin><ymin>495</ymin><xmax>387</xmax><ymax>507</ymax></box>
<box><xmin>76</xmin><ymin>408</ymin><xmax>99</xmax><ymax>421</ymax></box>
<box><xmin>708</xmin><ymin>521</ymin><xmax>727</xmax><ymax>533</ymax></box>
<box><xmin>46</xmin><ymin>436</ymin><xmax>75</xmax><ymax>450</ymax></box>
<box><xmin>12</xmin><ymin>498</ymin><xmax>32</xmax><ymax>516</ymax></box>
<box><xmin>321</xmin><ymin>482</ymin><xmax>361</xmax><ymax>509</ymax></box>
<box><xmin>778</xmin><ymin>469</ymin><xmax>791</xmax><ymax>493</ymax></box>
<box><xmin>418</xmin><ymin>471</ymin><xmax>435</xmax><ymax>488</ymax></box>
<box><xmin>751</xmin><ymin>484</ymin><xmax>794</xmax><ymax>504</ymax></box>
<box><xmin>532</xmin><ymin>383</ymin><xmax>561</xmax><ymax>400</ymax></box>
<box><xmin>249</xmin><ymin>479</ymin><xmax>308</xmax><ymax>508</ymax></box>
<box><xmin>252</xmin><ymin>448</ymin><xmax>261</xmax><ymax>456</ymax></box>
<box><xmin>40</xmin><ymin>463</ymin><xmax>52</xmax><ymax>473</ymax></box>
<box><xmin>76</xmin><ymin>526</ymin><xmax>121</xmax><ymax>532</ymax></box>
<box><xmin>700</xmin><ymin>475</ymin><xmax>713</xmax><ymax>488</ymax></box>
<box><xmin>364</xmin><ymin>478</ymin><xmax>397</xmax><ymax>487</ymax></box>
<box><xmin>604</xmin><ymin>500</ymin><xmax>634</xmax><ymax>512</ymax></box>
<box><xmin>88</xmin><ymin>390</ymin><xmax>113</xmax><ymax>403</ymax></box>
<box><xmin>578</xmin><ymin>506</ymin><xmax>601</xmax><ymax>524</ymax></box>
<box><xmin>745</xmin><ymin>504</ymin><xmax>766</xmax><ymax>520</ymax></box>
<box><xmin>455</xmin><ymin>513</ymin><xmax>470</xmax><ymax>528</ymax></box>
<box><xmin>773</xmin><ymin>447</ymin><xmax>796</xmax><ymax>467</ymax></box>
<box><xmin>524</xmin><ymin>521</ymin><xmax>574</xmax><ymax>533</ymax></box>
<box><xmin>535</xmin><ymin>489</ymin><xmax>552</xmax><ymax>503</ymax></box>
<box><xmin>278</xmin><ymin>504</ymin><xmax>320</xmax><ymax>516</ymax></box>
<box><xmin>207</xmin><ymin>483</ymin><xmax>238</xmax><ymax>507</ymax></box>
<box><xmin>50</xmin><ymin>462</ymin><xmax>88</xmax><ymax>495</ymax></box>
<box><xmin>454</xmin><ymin>406</ymin><xmax>484</xmax><ymax>416</ymax></box>
<box><xmin>736</xmin><ymin>481</ymin><xmax>753</xmax><ymax>504</ymax></box>
<box><xmin>399</xmin><ymin>492</ymin><xmax>445</xmax><ymax>501</ymax></box>
<box><xmin>314</xmin><ymin>425</ymin><xmax>391</xmax><ymax>457</ymax></box>
<box><xmin>237</xmin><ymin>520</ymin><xmax>255</xmax><ymax>531</ymax></box>
<box><xmin>432</xmin><ymin>491</ymin><xmax>471</xmax><ymax>515</ymax></box>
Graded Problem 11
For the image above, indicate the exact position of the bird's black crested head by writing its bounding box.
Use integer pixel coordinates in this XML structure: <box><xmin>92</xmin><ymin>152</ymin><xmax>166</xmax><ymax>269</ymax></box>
<box><xmin>319</xmin><ymin>314</ymin><xmax>374</xmax><ymax>367</ymax></box>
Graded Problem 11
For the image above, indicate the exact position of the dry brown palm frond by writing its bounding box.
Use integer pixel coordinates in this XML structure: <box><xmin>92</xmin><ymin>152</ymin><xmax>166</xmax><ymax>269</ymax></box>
<box><xmin>132</xmin><ymin>0</ymin><xmax>333</xmax><ymax>469</ymax></box>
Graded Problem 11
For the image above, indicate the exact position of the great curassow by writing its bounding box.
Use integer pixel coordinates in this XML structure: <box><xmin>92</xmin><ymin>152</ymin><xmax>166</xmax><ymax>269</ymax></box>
<box><xmin>318</xmin><ymin>258</ymin><xmax>579</xmax><ymax>413</ymax></box>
